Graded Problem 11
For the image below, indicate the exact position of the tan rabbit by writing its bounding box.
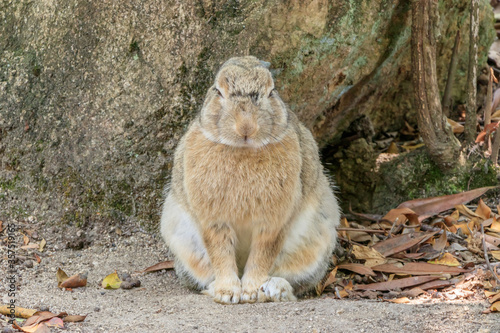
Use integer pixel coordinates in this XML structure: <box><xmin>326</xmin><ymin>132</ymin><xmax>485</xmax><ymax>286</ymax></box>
<box><xmin>160</xmin><ymin>56</ymin><xmax>340</xmax><ymax>304</ymax></box>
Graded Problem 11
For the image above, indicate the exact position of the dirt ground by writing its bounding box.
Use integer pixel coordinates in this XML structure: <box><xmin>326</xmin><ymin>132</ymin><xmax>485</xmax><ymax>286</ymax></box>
<box><xmin>1</xmin><ymin>225</ymin><xmax>500</xmax><ymax>333</ymax></box>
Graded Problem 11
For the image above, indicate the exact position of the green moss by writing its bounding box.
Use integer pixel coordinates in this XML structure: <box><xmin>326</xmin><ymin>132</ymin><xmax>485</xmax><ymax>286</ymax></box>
<box><xmin>0</xmin><ymin>175</ymin><xmax>20</xmax><ymax>190</ymax></box>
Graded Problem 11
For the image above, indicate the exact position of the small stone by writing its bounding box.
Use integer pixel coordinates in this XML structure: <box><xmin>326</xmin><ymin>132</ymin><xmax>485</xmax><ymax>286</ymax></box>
<box><xmin>119</xmin><ymin>272</ymin><xmax>131</xmax><ymax>281</ymax></box>
<box><xmin>24</xmin><ymin>260</ymin><xmax>34</xmax><ymax>268</ymax></box>
<box><xmin>39</xmin><ymin>305</ymin><xmax>50</xmax><ymax>312</ymax></box>
<box><xmin>2</xmin><ymin>327</ymin><xmax>15</xmax><ymax>333</ymax></box>
<box><xmin>121</xmin><ymin>278</ymin><xmax>141</xmax><ymax>289</ymax></box>
<box><xmin>94</xmin><ymin>307</ymin><xmax>101</xmax><ymax>312</ymax></box>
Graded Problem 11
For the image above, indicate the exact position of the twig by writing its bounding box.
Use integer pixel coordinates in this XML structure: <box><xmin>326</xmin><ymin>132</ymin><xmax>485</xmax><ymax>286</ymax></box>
<box><xmin>336</xmin><ymin>228</ymin><xmax>386</xmax><ymax>234</ymax></box>
<box><xmin>442</xmin><ymin>30</ymin><xmax>461</xmax><ymax>117</ymax></box>
<box><xmin>338</xmin><ymin>236</ymin><xmax>364</xmax><ymax>247</ymax></box>
<box><xmin>420</xmin><ymin>224</ymin><xmax>464</xmax><ymax>242</ymax></box>
<box><xmin>481</xmin><ymin>222</ymin><xmax>500</xmax><ymax>285</ymax></box>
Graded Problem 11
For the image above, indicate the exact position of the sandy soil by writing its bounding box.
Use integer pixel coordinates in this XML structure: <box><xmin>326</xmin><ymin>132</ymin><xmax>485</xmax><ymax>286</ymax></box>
<box><xmin>1</xmin><ymin>226</ymin><xmax>499</xmax><ymax>333</ymax></box>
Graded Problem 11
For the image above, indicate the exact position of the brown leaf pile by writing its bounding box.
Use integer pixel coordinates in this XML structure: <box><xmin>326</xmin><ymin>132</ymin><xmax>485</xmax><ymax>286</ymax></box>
<box><xmin>318</xmin><ymin>187</ymin><xmax>500</xmax><ymax>313</ymax></box>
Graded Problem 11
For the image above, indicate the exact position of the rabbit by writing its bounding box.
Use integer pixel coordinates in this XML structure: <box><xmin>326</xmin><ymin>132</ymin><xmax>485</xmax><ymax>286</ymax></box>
<box><xmin>160</xmin><ymin>56</ymin><xmax>340</xmax><ymax>304</ymax></box>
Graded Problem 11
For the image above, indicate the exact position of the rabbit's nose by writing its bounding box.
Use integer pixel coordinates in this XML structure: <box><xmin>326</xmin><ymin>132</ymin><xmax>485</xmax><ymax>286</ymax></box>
<box><xmin>236</xmin><ymin>121</ymin><xmax>258</xmax><ymax>140</ymax></box>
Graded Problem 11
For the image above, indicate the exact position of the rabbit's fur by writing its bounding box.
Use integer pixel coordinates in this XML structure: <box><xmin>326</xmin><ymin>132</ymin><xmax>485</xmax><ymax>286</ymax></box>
<box><xmin>161</xmin><ymin>56</ymin><xmax>340</xmax><ymax>304</ymax></box>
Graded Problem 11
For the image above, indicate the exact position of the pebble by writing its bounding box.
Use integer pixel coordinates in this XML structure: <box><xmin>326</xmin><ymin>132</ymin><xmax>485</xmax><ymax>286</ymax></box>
<box><xmin>24</xmin><ymin>260</ymin><xmax>34</xmax><ymax>268</ymax></box>
<box><xmin>94</xmin><ymin>307</ymin><xmax>101</xmax><ymax>312</ymax></box>
<box><xmin>2</xmin><ymin>327</ymin><xmax>14</xmax><ymax>333</ymax></box>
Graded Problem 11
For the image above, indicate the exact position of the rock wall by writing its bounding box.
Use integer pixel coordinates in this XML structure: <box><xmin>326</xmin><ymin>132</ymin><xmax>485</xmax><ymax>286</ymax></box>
<box><xmin>0</xmin><ymin>0</ymin><xmax>495</xmax><ymax>226</ymax></box>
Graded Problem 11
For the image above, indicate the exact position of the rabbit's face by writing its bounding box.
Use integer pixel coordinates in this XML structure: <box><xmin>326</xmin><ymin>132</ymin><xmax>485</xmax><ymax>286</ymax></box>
<box><xmin>200</xmin><ymin>62</ymin><xmax>288</xmax><ymax>148</ymax></box>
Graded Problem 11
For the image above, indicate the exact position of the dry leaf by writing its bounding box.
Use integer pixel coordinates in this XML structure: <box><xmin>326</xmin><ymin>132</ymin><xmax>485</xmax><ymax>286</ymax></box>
<box><xmin>372</xmin><ymin>262</ymin><xmax>468</xmax><ymax>275</ymax></box>
<box><xmin>397</xmin><ymin>187</ymin><xmax>496</xmax><ymax>221</ymax></box>
<box><xmin>428</xmin><ymin>253</ymin><xmax>460</xmax><ymax>267</ymax></box>
<box><xmin>385</xmin><ymin>297</ymin><xmax>410</xmax><ymax>304</ymax></box>
<box><xmin>23</xmin><ymin>234</ymin><xmax>29</xmax><ymax>245</ymax></box>
<box><xmin>433</xmin><ymin>229</ymin><xmax>447</xmax><ymax>252</ymax></box>
<box><xmin>338</xmin><ymin>289</ymin><xmax>349</xmax><ymax>298</ymax></box>
<box><xmin>63</xmin><ymin>315</ymin><xmax>87</xmax><ymax>322</ymax></box>
<box><xmin>60</xmin><ymin>273</ymin><xmax>87</xmax><ymax>289</ymax></box>
<box><xmin>142</xmin><ymin>260</ymin><xmax>175</xmax><ymax>273</ymax></box>
<box><xmin>45</xmin><ymin>317</ymin><xmax>64</xmax><ymax>328</ymax></box>
<box><xmin>34</xmin><ymin>253</ymin><xmax>41</xmax><ymax>264</ymax></box>
<box><xmin>39</xmin><ymin>239</ymin><xmax>46</xmax><ymax>252</ymax></box>
<box><xmin>102</xmin><ymin>271</ymin><xmax>122</xmax><ymax>289</ymax></box>
<box><xmin>20</xmin><ymin>243</ymin><xmax>39</xmax><ymax>250</ymax></box>
<box><xmin>56</xmin><ymin>268</ymin><xmax>69</xmax><ymax>288</ymax></box>
<box><xmin>337</xmin><ymin>263</ymin><xmax>376</xmax><ymax>276</ymax></box>
<box><xmin>0</xmin><ymin>305</ymin><xmax>37</xmax><ymax>318</ymax></box>
<box><xmin>491</xmin><ymin>251</ymin><xmax>500</xmax><ymax>261</ymax></box>
<box><xmin>355</xmin><ymin>276</ymin><xmax>439</xmax><ymax>291</ymax></box>
<box><xmin>387</xmin><ymin>142</ymin><xmax>399</xmax><ymax>154</ymax></box>
<box><xmin>402</xmin><ymin>287</ymin><xmax>426</xmax><ymax>298</ymax></box>
<box><xmin>490</xmin><ymin>301</ymin><xmax>500</xmax><ymax>312</ymax></box>
<box><xmin>401</xmin><ymin>143</ymin><xmax>425</xmax><ymax>151</ymax></box>
<box><xmin>372</xmin><ymin>231</ymin><xmax>437</xmax><ymax>257</ymax></box>
<box><xmin>447</xmin><ymin>118</ymin><xmax>464</xmax><ymax>134</ymax></box>
<box><xmin>315</xmin><ymin>267</ymin><xmax>338</xmax><ymax>295</ymax></box>
<box><xmin>352</xmin><ymin>245</ymin><xmax>386</xmax><ymax>267</ymax></box>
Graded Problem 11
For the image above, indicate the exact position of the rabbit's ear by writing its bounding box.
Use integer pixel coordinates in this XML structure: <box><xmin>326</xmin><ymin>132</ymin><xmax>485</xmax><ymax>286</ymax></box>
<box><xmin>215</xmin><ymin>72</ymin><xmax>230</xmax><ymax>98</ymax></box>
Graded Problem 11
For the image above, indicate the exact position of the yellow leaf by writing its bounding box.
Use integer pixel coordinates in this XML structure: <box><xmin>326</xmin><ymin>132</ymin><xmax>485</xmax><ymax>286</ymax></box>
<box><xmin>386</xmin><ymin>297</ymin><xmax>410</xmax><ymax>304</ymax></box>
<box><xmin>490</xmin><ymin>219</ymin><xmax>500</xmax><ymax>233</ymax></box>
<box><xmin>338</xmin><ymin>289</ymin><xmax>349</xmax><ymax>298</ymax></box>
<box><xmin>490</xmin><ymin>301</ymin><xmax>500</xmax><ymax>312</ymax></box>
<box><xmin>56</xmin><ymin>268</ymin><xmax>69</xmax><ymax>288</ymax></box>
<box><xmin>447</xmin><ymin>118</ymin><xmax>464</xmax><ymax>134</ymax></box>
<box><xmin>401</xmin><ymin>143</ymin><xmax>425</xmax><ymax>151</ymax></box>
<box><xmin>476</xmin><ymin>199</ymin><xmax>491</xmax><ymax>220</ymax></box>
<box><xmin>352</xmin><ymin>245</ymin><xmax>386</xmax><ymax>267</ymax></box>
<box><xmin>485</xmin><ymin>290</ymin><xmax>499</xmax><ymax>298</ymax></box>
<box><xmin>428</xmin><ymin>253</ymin><xmax>460</xmax><ymax>267</ymax></box>
<box><xmin>39</xmin><ymin>238</ymin><xmax>46</xmax><ymax>252</ymax></box>
<box><xmin>23</xmin><ymin>234</ymin><xmax>29</xmax><ymax>245</ymax></box>
<box><xmin>491</xmin><ymin>251</ymin><xmax>500</xmax><ymax>261</ymax></box>
<box><xmin>387</xmin><ymin>142</ymin><xmax>399</xmax><ymax>154</ymax></box>
<box><xmin>102</xmin><ymin>271</ymin><xmax>122</xmax><ymax>289</ymax></box>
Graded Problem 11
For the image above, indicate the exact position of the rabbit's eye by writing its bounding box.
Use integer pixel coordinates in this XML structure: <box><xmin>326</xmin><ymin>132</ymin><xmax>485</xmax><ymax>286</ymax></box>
<box><xmin>214</xmin><ymin>88</ymin><xmax>223</xmax><ymax>98</ymax></box>
<box><xmin>268</xmin><ymin>89</ymin><xmax>277</xmax><ymax>98</ymax></box>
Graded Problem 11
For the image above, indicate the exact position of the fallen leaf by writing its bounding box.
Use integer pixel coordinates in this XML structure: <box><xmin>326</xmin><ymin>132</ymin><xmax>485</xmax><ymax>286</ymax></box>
<box><xmin>14</xmin><ymin>322</ymin><xmax>50</xmax><ymax>333</ymax></box>
<box><xmin>39</xmin><ymin>239</ymin><xmax>46</xmax><ymax>252</ymax></box>
<box><xmin>142</xmin><ymin>260</ymin><xmax>175</xmax><ymax>273</ymax></box>
<box><xmin>316</xmin><ymin>267</ymin><xmax>337</xmax><ymax>295</ymax></box>
<box><xmin>476</xmin><ymin>199</ymin><xmax>491</xmax><ymax>220</ymax></box>
<box><xmin>0</xmin><ymin>305</ymin><xmax>37</xmax><ymax>318</ymax></box>
<box><xmin>60</xmin><ymin>273</ymin><xmax>87</xmax><ymax>289</ymax></box>
<box><xmin>428</xmin><ymin>253</ymin><xmax>460</xmax><ymax>267</ymax></box>
<box><xmin>401</xmin><ymin>287</ymin><xmax>426</xmax><ymax>298</ymax></box>
<box><xmin>387</xmin><ymin>142</ymin><xmax>399</xmax><ymax>154</ymax></box>
<box><xmin>23</xmin><ymin>234</ymin><xmax>29</xmax><ymax>245</ymax></box>
<box><xmin>352</xmin><ymin>245</ymin><xmax>386</xmax><ymax>267</ymax></box>
<box><xmin>488</xmin><ymin>292</ymin><xmax>500</xmax><ymax>304</ymax></box>
<box><xmin>337</xmin><ymin>289</ymin><xmax>349</xmax><ymax>298</ymax></box>
<box><xmin>397</xmin><ymin>187</ymin><xmax>497</xmax><ymax>221</ymax></box>
<box><xmin>455</xmin><ymin>204</ymin><xmax>482</xmax><ymax>219</ymax></box>
<box><xmin>337</xmin><ymin>263</ymin><xmax>376</xmax><ymax>276</ymax></box>
<box><xmin>56</xmin><ymin>268</ymin><xmax>69</xmax><ymax>288</ymax></box>
<box><xmin>45</xmin><ymin>317</ymin><xmax>64</xmax><ymax>329</ymax></box>
<box><xmin>433</xmin><ymin>229</ymin><xmax>447</xmax><ymax>252</ymax></box>
<box><xmin>63</xmin><ymin>315</ymin><xmax>87</xmax><ymax>322</ymax></box>
<box><xmin>385</xmin><ymin>297</ymin><xmax>410</xmax><ymax>304</ymax></box>
<box><xmin>34</xmin><ymin>253</ymin><xmax>41</xmax><ymax>264</ymax></box>
<box><xmin>345</xmin><ymin>280</ymin><xmax>354</xmax><ymax>291</ymax></box>
<box><xmin>489</xmin><ymin>219</ymin><xmax>500</xmax><ymax>233</ymax></box>
<box><xmin>372</xmin><ymin>231</ymin><xmax>437</xmax><ymax>257</ymax></box>
<box><xmin>491</xmin><ymin>251</ymin><xmax>500</xmax><ymax>261</ymax></box>
<box><xmin>355</xmin><ymin>276</ymin><xmax>439</xmax><ymax>291</ymax></box>
<box><xmin>447</xmin><ymin>118</ymin><xmax>464</xmax><ymax>134</ymax></box>
<box><xmin>20</xmin><ymin>243</ymin><xmax>39</xmax><ymax>250</ymax></box>
<box><xmin>102</xmin><ymin>271</ymin><xmax>122</xmax><ymax>289</ymax></box>
<box><xmin>371</xmin><ymin>262</ymin><xmax>468</xmax><ymax>275</ymax></box>
<box><xmin>401</xmin><ymin>143</ymin><xmax>425</xmax><ymax>151</ymax></box>
<box><xmin>382</xmin><ymin>207</ymin><xmax>419</xmax><ymax>225</ymax></box>
<box><xmin>490</xmin><ymin>301</ymin><xmax>500</xmax><ymax>312</ymax></box>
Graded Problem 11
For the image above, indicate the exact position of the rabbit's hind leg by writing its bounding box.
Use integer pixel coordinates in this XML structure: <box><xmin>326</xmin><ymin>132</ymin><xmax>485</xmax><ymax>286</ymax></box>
<box><xmin>160</xmin><ymin>195</ymin><xmax>214</xmax><ymax>290</ymax></box>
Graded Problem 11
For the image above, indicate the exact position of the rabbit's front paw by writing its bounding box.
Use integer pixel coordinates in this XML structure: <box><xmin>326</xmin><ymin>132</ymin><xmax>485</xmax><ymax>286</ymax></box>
<box><xmin>240</xmin><ymin>276</ymin><xmax>266</xmax><ymax>303</ymax></box>
<box><xmin>259</xmin><ymin>277</ymin><xmax>297</xmax><ymax>302</ymax></box>
<box><xmin>202</xmin><ymin>277</ymin><xmax>241</xmax><ymax>304</ymax></box>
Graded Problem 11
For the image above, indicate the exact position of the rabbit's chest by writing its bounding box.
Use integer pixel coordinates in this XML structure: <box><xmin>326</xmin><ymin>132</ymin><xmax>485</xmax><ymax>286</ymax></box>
<box><xmin>184</xmin><ymin>134</ymin><xmax>302</xmax><ymax>223</ymax></box>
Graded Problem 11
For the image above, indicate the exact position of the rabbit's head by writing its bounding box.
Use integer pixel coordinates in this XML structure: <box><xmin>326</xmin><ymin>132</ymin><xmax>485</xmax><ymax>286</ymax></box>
<box><xmin>199</xmin><ymin>56</ymin><xmax>289</xmax><ymax>148</ymax></box>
